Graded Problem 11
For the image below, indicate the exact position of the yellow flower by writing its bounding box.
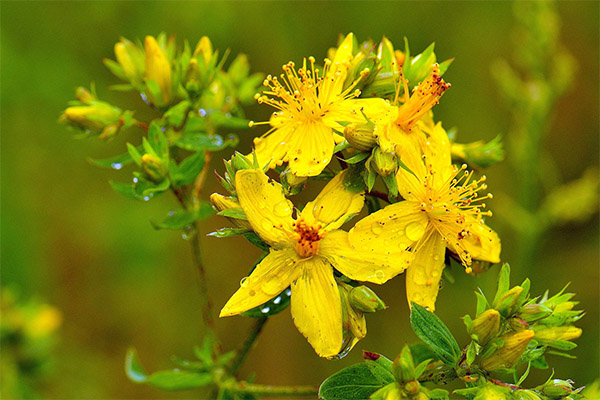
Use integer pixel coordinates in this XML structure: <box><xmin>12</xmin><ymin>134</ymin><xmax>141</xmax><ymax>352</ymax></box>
<box><xmin>373</xmin><ymin>64</ymin><xmax>450</xmax><ymax>156</ymax></box>
<box><xmin>251</xmin><ymin>33</ymin><xmax>378</xmax><ymax>177</ymax></box>
<box><xmin>349</xmin><ymin>124</ymin><xmax>500</xmax><ymax>310</ymax></box>
<box><xmin>219</xmin><ymin>169</ymin><xmax>411</xmax><ymax>357</ymax></box>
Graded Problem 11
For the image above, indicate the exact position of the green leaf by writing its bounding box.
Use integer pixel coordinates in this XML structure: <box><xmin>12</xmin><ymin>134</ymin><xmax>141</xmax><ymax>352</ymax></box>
<box><xmin>318</xmin><ymin>363</ymin><xmax>389</xmax><ymax>400</ymax></box>
<box><xmin>109</xmin><ymin>181</ymin><xmax>138</xmax><ymax>200</ymax></box>
<box><xmin>409</xmin><ymin>343</ymin><xmax>439</xmax><ymax>365</ymax></box>
<box><xmin>125</xmin><ymin>347</ymin><xmax>213</xmax><ymax>390</ymax></box>
<box><xmin>171</xmin><ymin>152</ymin><xmax>206</xmax><ymax>187</ymax></box>
<box><xmin>516</xmin><ymin>361</ymin><xmax>531</xmax><ymax>386</ymax></box>
<box><xmin>217</xmin><ymin>208</ymin><xmax>247</xmax><ymax>220</ymax></box>
<box><xmin>242</xmin><ymin>232</ymin><xmax>269</xmax><ymax>252</ymax></box>
<box><xmin>148</xmin><ymin>122</ymin><xmax>169</xmax><ymax>156</ymax></box>
<box><xmin>151</xmin><ymin>204</ymin><xmax>214</xmax><ymax>230</ymax></box>
<box><xmin>466</xmin><ymin>341</ymin><xmax>477</xmax><ymax>365</ymax></box>
<box><xmin>127</xmin><ymin>143</ymin><xmax>143</xmax><ymax>166</ymax></box>
<box><xmin>341</xmin><ymin>152</ymin><xmax>370</xmax><ymax>164</ymax></box>
<box><xmin>410</xmin><ymin>303</ymin><xmax>461</xmax><ymax>367</ymax></box>
<box><xmin>88</xmin><ymin>148</ymin><xmax>139</xmax><ymax>169</ymax></box>
<box><xmin>210</xmin><ymin>112</ymin><xmax>252</xmax><ymax>129</ymax></box>
<box><xmin>176</xmin><ymin>133</ymin><xmax>238</xmax><ymax>152</ymax></box>
<box><xmin>493</xmin><ymin>263</ymin><xmax>511</xmax><ymax>306</ymax></box>
<box><xmin>208</xmin><ymin>227</ymin><xmax>251</xmax><ymax>238</ymax></box>
<box><xmin>133</xmin><ymin>176</ymin><xmax>170</xmax><ymax>197</ymax></box>
<box><xmin>164</xmin><ymin>100</ymin><xmax>191</xmax><ymax>127</ymax></box>
<box><xmin>364</xmin><ymin>360</ymin><xmax>395</xmax><ymax>385</ymax></box>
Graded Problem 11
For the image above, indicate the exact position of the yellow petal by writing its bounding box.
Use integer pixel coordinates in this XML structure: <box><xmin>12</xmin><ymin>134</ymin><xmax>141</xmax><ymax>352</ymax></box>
<box><xmin>236</xmin><ymin>169</ymin><xmax>294</xmax><ymax>247</ymax></box>
<box><xmin>220</xmin><ymin>247</ymin><xmax>301</xmax><ymax>317</ymax></box>
<box><xmin>287</xmin><ymin>121</ymin><xmax>335</xmax><ymax>177</ymax></box>
<box><xmin>254</xmin><ymin>122</ymin><xmax>295</xmax><ymax>170</ymax></box>
<box><xmin>301</xmin><ymin>170</ymin><xmax>365</xmax><ymax>231</ymax></box>
<box><xmin>448</xmin><ymin>219</ymin><xmax>501</xmax><ymax>264</ymax></box>
<box><xmin>331</xmin><ymin>33</ymin><xmax>354</xmax><ymax>68</ymax></box>
<box><xmin>291</xmin><ymin>257</ymin><xmax>342</xmax><ymax>358</ymax></box>
<box><xmin>144</xmin><ymin>36</ymin><xmax>172</xmax><ymax>105</ymax></box>
<box><xmin>320</xmin><ymin>231</ymin><xmax>411</xmax><ymax>284</ymax></box>
<box><xmin>348</xmin><ymin>201</ymin><xmax>427</xmax><ymax>253</ymax></box>
<box><xmin>406</xmin><ymin>231</ymin><xmax>446</xmax><ymax>311</ymax></box>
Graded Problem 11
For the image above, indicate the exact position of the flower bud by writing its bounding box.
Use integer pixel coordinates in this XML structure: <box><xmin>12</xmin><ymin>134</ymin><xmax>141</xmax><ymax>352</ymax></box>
<box><xmin>60</xmin><ymin>102</ymin><xmax>123</xmax><ymax>134</ymax></box>
<box><xmin>451</xmin><ymin>135</ymin><xmax>504</xmax><ymax>169</ymax></box>
<box><xmin>372</xmin><ymin>147</ymin><xmax>397</xmax><ymax>176</ymax></box>
<box><xmin>231</xmin><ymin>152</ymin><xmax>256</xmax><ymax>171</ymax></box>
<box><xmin>508</xmin><ymin>317</ymin><xmax>530</xmax><ymax>331</ymax></box>
<box><xmin>480</xmin><ymin>330</ymin><xmax>534</xmax><ymax>371</ymax></box>
<box><xmin>473</xmin><ymin>383</ymin><xmax>510</xmax><ymax>400</ymax></box>
<box><xmin>349</xmin><ymin>286</ymin><xmax>386</xmax><ymax>313</ymax></box>
<box><xmin>338</xmin><ymin>283</ymin><xmax>367</xmax><ymax>352</ymax></box>
<box><xmin>344</xmin><ymin>123</ymin><xmax>377</xmax><ymax>152</ymax></box>
<box><xmin>141</xmin><ymin>153</ymin><xmax>167</xmax><ymax>183</ymax></box>
<box><xmin>392</xmin><ymin>345</ymin><xmax>416</xmax><ymax>382</ymax></box>
<box><xmin>518</xmin><ymin>304</ymin><xmax>552</xmax><ymax>323</ymax></box>
<box><xmin>540</xmin><ymin>379</ymin><xmax>575</xmax><ymax>397</ymax></box>
<box><xmin>469</xmin><ymin>309</ymin><xmax>500</xmax><ymax>345</ymax></box>
<box><xmin>209</xmin><ymin>193</ymin><xmax>251</xmax><ymax>229</ymax></box>
<box><xmin>404</xmin><ymin>380</ymin><xmax>420</xmax><ymax>395</ymax></box>
<box><xmin>194</xmin><ymin>36</ymin><xmax>213</xmax><ymax>64</ymax></box>
<box><xmin>144</xmin><ymin>36</ymin><xmax>172</xmax><ymax>107</ymax></box>
<box><xmin>115</xmin><ymin>38</ymin><xmax>145</xmax><ymax>81</ymax></box>
<box><xmin>370</xmin><ymin>382</ymin><xmax>402</xmax><ymax>400</ymax></box>
<box><xmin>534</xmin><ymin>326</ymin><xmax>582</xmax><ymax>343</ymax></box>
<box><xmin>493</xmin><ymin>286</ymin><xmax>523</xmax><ymax>316</ymax></box>
<box><xmin>75</xmin><ymin>86</ymin><xmax>95</xmax><ymax>103</ymax></box>
<box><xmin>280</xmin><ymin>169</ymin><xmax>307</xmax><ymax>196</ymax></box>
<box><xmin>513</xmin><ymin>390</ymin><xmax>543</xmax><ymax>400</ymax></box>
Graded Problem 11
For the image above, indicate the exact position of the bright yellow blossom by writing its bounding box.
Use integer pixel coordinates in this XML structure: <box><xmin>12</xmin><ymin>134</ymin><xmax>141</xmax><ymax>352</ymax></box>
<box><xmin>349</xmin><ymin>123</ymin><xmax>500</xmax><ymax>310</ymax></box>
<box><xmin>251</xmin><ymin>33</ymin><xmax>378</xmax><ymax>177</ymax></box>
<box><xmin>219</xmin><ymin>169</ymin><xmax>411</xmax><ymax>357</ymax></box>
<box><xmin>372</xmin><ymin>64</ymin><xmax>450</xmax><ymax>157</ymax></box>
<box><xmin>144</xmin><ymin>35</ymin><xmax>172</xmax><ymax>107</ymax></box>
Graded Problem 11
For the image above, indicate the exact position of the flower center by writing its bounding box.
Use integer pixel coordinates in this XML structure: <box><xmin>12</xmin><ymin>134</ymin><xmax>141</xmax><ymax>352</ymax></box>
<box><xmin>393</xmin><ymin>64</ymin><xmax>450</xmax><ymax>133</ymax></box>
<box><xmin>418</xmin><ymin>163</ymin><xmax>493</xmax><ymax>268</ymax></box>
<box><xmin>252</xmin><ymin>57</ymin><xmax>363</xmax><ymax>125</ymax></box>
<box><xmin>292</xmin><ymin>218</ymin><xmax>324</xmax><ymax>258</ymax></box>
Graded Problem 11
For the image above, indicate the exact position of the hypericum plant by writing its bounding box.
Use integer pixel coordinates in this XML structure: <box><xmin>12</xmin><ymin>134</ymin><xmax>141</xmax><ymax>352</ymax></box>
<box><xmin>319</xmin><ymin>264</ymin><xmax>584</xmax><ymax>400</ymax></box>
<box><xmin>60</xmin><ymin>30</ymin><xmax>587</xmax><ymax>399</ymax></box>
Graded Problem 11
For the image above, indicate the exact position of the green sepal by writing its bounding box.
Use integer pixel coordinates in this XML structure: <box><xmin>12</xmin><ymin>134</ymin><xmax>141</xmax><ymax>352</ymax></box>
<box><xmin>340</xmin><ymin>152</ymin><xmax>370</xmax><ymax>164</ymax></box>
<box><xmin>207</xmin><ymin>227</ymin><xmax>251</xmax><ymax>238</ymax></box>
<box><xmin>242</xmin><ymin>232</ymin><xmax>269</xmax><ymax>252</ymax></box>
<box><xmin>466</xmin><ymin>341</ymin><xmax>477</xmax><ymax>365</ymax></box>
<box><xmin>109</xmin><ymin>180</ymin><xmax>138</xmax><ymax>200</ymax></box>
<box><xmin>127</xmin><ymin>143</ymin><xmax>143</xmax><ymax>166</ymax></box>
<box><xmin>493</xmin><ymin>263</ymin><xmax>512</xmax><ymax>306</ymax></box>
<box><xmin>410</xmin><ymin>303</ymin><xmax>461</xmax><ymax>367</ymax></box>
<box><xmin>133</xmin><ymin>175</ymin><xmax>170</xmax><ymax>197</ymax></box>
<box><xmin>217</xmin><ymin>208</ymin><xmax>247</xmax><ymax>220</ymax></box>
<box><xmin>164</xmin><ymin>100</ymin><xmax>191</xmax><ymax>127</ymax></box>
<box><xmin>125</xmin><ymin>348</ymin><xmax>212</xmax><ymax>390</ymax></box>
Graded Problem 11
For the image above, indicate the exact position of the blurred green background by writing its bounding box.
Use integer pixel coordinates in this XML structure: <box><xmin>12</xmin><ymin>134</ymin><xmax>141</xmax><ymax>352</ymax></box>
<box><xmin>2</xmin><ymin>1</ymin><xmax>598</xmax><ymax>398</ymax></box>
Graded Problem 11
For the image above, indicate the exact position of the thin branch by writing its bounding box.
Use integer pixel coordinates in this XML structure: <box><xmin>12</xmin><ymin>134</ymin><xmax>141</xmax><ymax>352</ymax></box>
<box><xmin>228</xmin><ymin>382</ymin><xmax>319</xmax><ymax>397</ymax></box>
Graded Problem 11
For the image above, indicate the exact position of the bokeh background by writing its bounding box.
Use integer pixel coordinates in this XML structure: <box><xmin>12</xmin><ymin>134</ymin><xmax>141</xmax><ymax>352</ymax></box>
<box><xmin>2</xmin><ymin>1</ymin><xmax>598</xmax><ymax>398</ymax></box>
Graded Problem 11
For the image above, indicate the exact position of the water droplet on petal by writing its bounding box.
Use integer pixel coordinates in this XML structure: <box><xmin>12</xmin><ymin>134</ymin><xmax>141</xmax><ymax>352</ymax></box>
<box><xmin>240</xmin><ymin>277</ymin><xmax>248</xmax><ymax>287</ymax></box>
<box><xmin>261</xmin><ymin>220</ymin><xmax>273</xmax><ymax>231</ymax></box>
<box><xmin>406</xmin><ymin>221</ymin><xmax>426</xmax><ymax>242</ymax></box>
<box><xmin>375</xmin><ymin>270</ymin><xmax>385</xmax><ymax>280</ymax></box>
<box><xmin>263</xmin><ymin>276</ymin><xmax>281</xmax><ymax>296</ymax></box>
<box><xmin>249</xmin><ymin>290</ymin><xmax>256</xmax><ymax>297</ymax></box>
<box><xmin>371</xmin><ymin>222</ymin><xmax>384</xmax><ymax>235</ymax></box>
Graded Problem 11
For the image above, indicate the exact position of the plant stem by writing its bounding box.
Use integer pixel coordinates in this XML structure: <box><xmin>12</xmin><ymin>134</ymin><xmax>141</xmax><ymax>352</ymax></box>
<box><xmin>228</xmin><ymin>382</ymin><xmax>319</xmax><ymax>397</ymax></box>
<box><xmin>190</xmin><ymin>221</ymin><xmax>217</xmax><ymax>342</ymax></box>
<box><xmin>228</xmin><ymin>317</ymin><xmax>268</xmax><ymax>376</ymax></box>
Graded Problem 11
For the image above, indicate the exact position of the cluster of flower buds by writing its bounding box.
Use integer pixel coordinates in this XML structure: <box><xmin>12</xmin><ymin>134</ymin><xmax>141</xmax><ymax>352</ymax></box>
<box><xmin>59</xmin><ymin>86</ymin><xmax>135</xmax><ymax>139</ymax></box>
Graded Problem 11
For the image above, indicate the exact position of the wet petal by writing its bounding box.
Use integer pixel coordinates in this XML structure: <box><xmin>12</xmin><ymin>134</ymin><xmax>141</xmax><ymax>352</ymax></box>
<box><xmin>291</xmin><ymin>257</ymin><xmax>342</xmax><ymax>358</ymax></box>
<box><xmin>287</xmin><ymin>121</ymin><xmax>335</xmax><ymax>177</ymax></box>
<box><xmin>348</xmin><ymin>201</ymin><xmax>427</xmax><ymax>253</ymax></box>
<box><xmin>254</xmin><ymin>122</ymin><xmax>296</xmax><ymax>170</ymax></box>
<box><xmin>220</xmin><ymin>247</ymin><xmax>301</xmax><ymax>317</ymax></box>
<box><xmin>320</xmin><ymin>230</ymin><xmax>412</xmax><ymax>284</ymax></box>
<box><xmin>236</xmin><ymin>169</ymin><xmax>294</xmax><ymax>247</ymax></box>
<box><xmin>448</xmin><ymin>219</ymin><xmax>501</xmax><ymax>264</ymax></box>
<box><xmin>301</xmin><ymin>170</ymin><xmax>365</xmax><ymax>231</ymax></box>
<box><xmin>406</xmin><ymin>231</ymin><xmax>446</xmax><ymax>311</ymax></box>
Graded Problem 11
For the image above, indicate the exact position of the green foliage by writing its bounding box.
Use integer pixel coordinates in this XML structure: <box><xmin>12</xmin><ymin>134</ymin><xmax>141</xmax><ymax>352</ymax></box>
<box><xmin>410</xmin><ymin>303</ymin><xmax>461</xmax><ymax>367</ymax></box>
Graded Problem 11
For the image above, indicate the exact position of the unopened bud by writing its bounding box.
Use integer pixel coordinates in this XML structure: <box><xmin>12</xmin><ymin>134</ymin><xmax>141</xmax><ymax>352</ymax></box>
<box><xmin>469</xmin><ymin>309</ymin><xmax>500</xmax><ymax>345</ymax></box>
<box><xmin>338</xmin><ymin>282</ymin><xmax>367</xmax><ymax>350</ymax></box>
<box><xmin>60</xmin><ymin>102</ymin><xmax>122</xmax><ymax>134</ymax></box>
<box><xmin>144</xmin><ymin>36</ymin><xmax>172</xmax><ymax>107</ymax></box>
<box><xmin>534</xmin><ymin>326</ymin><xmax>582</xmax><ymax>343</ymax></box>
<box><xmin>209</xmin><ymin>193</ymin><xmax>250</xmax><ymax>229</ymax></box>
<box><xmin>508</xmin><ymin>317</ymin><xmax>530</xmax><ymax>331</ymax></box>
<box><xmin>372</xmin><ymin>147</ymin><xmax>397</xmax><ymax>176</ymax></box>
<box><xmin>392</xmin><ymin>345</ymin><xmax>415</xmax><ymax>382</ymax></box>
<box><xmin>349</xmin><ymin>286</ymin><xmax>386</xmax><ymax>313</ymax></box>
<box><xmin>518</xmin><ymin>304</ymin><xmax>553</xmax><ymax>323</ymax></box>
<box><xmin>344</xmin><ymin>123</ymin><xmax>377</xmax><ymax>151</ymax></box>
<box><xmin>540</xmin><ymin>379</ymin><xmax>575</xmax><ymax>397</ymax></box>
<box><xmin>141</xmin><ymin>153</ymin><xmax>167</xmax><ymax>183</ymax></box>
<box><xmin>481</xmin><ymin>330</ymin><xmax>535</xmax><ymax>371</ymax></box>
<box><xmin>75</xmin><ymin>87</ymin><xmax>95</xmax><ymax>103</ymax></box>
<box><xmin>404</xmin><ymin>380</ymin><xmax>420</xmax><ymax>395</ymax></box>
<box><xmin>194</xmin><ymin>36</ymin><xmax>213</xmax><ymax>64</ymax></box>
<box><xmin>451</xmin><ymin>135</ymin><xmax>504</xmax><ymax>169</ymax></box>
<box><xmin>473</xmin><ymin>383</ymin><xmax>510</xmax><ymax>400</ymax></box>
<box><xmin>370</xmin><ymin>382</ymin><xmax>402</xmax><ymax>400</ymax></box>
<box><xmin>280</xmin><ymin>169</ymin><xmax>307</xmax><ymax>196</ymax></box>
<box><xmin>513</xmin><ymin>390</ymin><xmax>543</xmax><ymax>400</ymax></box>
<box><xmin>493</xmin><ymin>286</ymin><xmax>523</xmax><ymax>316</ymax></box>
<box><xmin>100</xmin><ymin>123</ymin><xmax>120</xmax><ymax>140</ymax></box>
